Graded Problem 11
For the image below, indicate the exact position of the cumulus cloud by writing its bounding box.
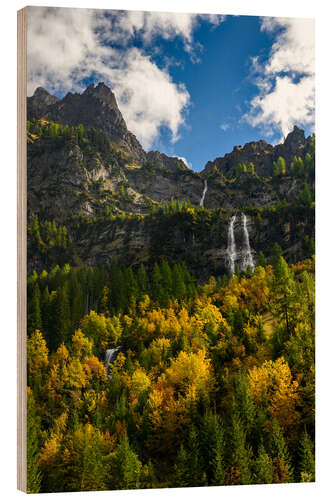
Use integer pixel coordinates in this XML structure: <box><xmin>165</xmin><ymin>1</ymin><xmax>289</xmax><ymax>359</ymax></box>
<box><xmin>27</xmin><ymin>6</ymin><xmax>224</xmax><ymax>149</ymax></box>
<box><xmin>245</xmin><ymin>17</ymin><xmax>315</xmax><ymax>139</ymax></box>
<box><xmin>101</xmin><ymin>10</ymin><xmax>224</xmax><ymax>55</ymax></box>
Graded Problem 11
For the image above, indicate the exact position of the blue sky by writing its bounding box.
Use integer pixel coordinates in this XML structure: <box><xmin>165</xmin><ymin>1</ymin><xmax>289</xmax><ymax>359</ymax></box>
<box><xmin>27</xmin><ymin>8</ymin><xmax>315</xmax><ymax>171</ymax></box>
<box><xmin>153</xmin><ymin>15</ymin><xmax>276</xmax><ymax>169</ymax></box>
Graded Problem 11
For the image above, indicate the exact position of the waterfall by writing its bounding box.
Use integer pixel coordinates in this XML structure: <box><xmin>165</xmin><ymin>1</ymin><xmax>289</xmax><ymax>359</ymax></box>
<box><xmin>226</xmin><ymin>213</ymin><xmax>255</xmax><ymax>274</ymax></box>
<box><xmin>227</xmin><ymin>214</ymin><xmax>237</xmax><ymax>274</ymax></box>
<box><xmin>104</xmin><ymin>346</ymin><xmax>122</xmax><ymax>376</ymax></box>
<box><xmin>241</xmin><ymin>213</ymin><xmax>255</xmax><ymax>272</ymax></box>
<box><xmin>199</xmin><ymin>179</ymin><xmax>208</xmax><ymax>207</ymax></box>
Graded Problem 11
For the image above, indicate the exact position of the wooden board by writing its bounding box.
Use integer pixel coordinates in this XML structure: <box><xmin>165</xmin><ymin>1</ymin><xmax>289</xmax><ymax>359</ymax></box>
<box><xmin>17</xmin><ymin>7</ymin><xmax>27</xmax><ymax>493</ymax></box>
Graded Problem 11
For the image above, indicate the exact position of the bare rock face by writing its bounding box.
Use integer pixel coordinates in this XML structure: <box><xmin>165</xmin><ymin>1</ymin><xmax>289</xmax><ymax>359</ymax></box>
<box><xmin>26</xmin><ymin>82</ymin><xmax>315</xmax><ymax>277</ymax></box>
<box><xmin>204</xmin><ymin>126</ymin><xmax>311</xmax><ymax>178</ymax></box>
<box><xmin>146</xmin><ymin>151</ymin><xmax>187</xmax><ymax>171</ymax></box>
<box><xmin>27</xmin><ymin>87</ymin><xmax>60</xmax><ymax>120</ymax></box>
<box><xmin>275</xmin><ymin>126</ymin><xmax>308</xmax><ymax>163</ymax></box>
<box><xmin>28</xmin><ymin>82</ymin><xmax>146</xmax><ymax>163</ymax></box>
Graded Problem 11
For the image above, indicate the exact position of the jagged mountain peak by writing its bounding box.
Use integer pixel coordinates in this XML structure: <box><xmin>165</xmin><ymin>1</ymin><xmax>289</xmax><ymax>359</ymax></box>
<box><xmin>83</xmin><ymin>81</ymin><xmax>114</xmax><ymax>96</ymax></box>
<box><xmin>28</xmin><ymin>82</ymin><xmax>146</xmax><ymax>162</ymax></box>
<box><xmin>204</xmin><ymin>126</ymin><xmax>311</xmax><ymax>177</ymax></box>
<box><xmin>28</xmin><ymin>86</ymin><xmax>60</xmax><ymax>120</ymax></box>
<box><xmin>79</xmin><ymin>82</ymin><xmax>119</xmax><ymax>108</ymax></box>
<box><xmin>33</xmin><ymin>86</ymin><xmax>54</xmax><ymax>97</ymax></box>
<box><xmin>232</xmin><ymin>139</ymin><xmax>270</xmax><ymax>152</ymax></box>
<box><xmin>27</xmin><ymin>82</ymin><xmax>199</xmax><ymax>171</ymax></box>
<box><xmin>60</xmin><ymin>82</ymin><xmax>119</xmax><ymax>110</ymax></box>
<box><xmin>283</xmin><ymin>125</ymin><xmax>306</xmax><ymax>148</ymax></box>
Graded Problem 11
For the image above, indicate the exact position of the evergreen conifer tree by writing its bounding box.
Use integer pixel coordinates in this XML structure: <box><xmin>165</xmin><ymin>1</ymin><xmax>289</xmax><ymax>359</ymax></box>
<box><xmin>270</xmin><ymin>419</ymin><xmax>293</xmax><ymax>483</ymax></box>
<box><xmin>137</xmin><ymin>263</ymin><xmax>148</xmax><ymax>296</ymax></box>
<box><xmin>27</xmin><ymin>393</ymin><xmax>42</xmax><ymax>493</ymax></box>
<box><xmin>108</xmin><ymin>434</ymin><xmax>142</xmax><ymax>490</ymax></box>
<box><xmin>172</xmin><ymin>264</ymin><xmax>186</xmax><ymax>300</ymax></box>
<box><xmin>173</xmin><ymin>444</ymin><xmax>189</xmax><ymax>487</ymax></box>
<box><xmin>229</xmin><ymin>412</ymin><xmax>252</xmax><ymax>485</ymax></box>
<box><xmin>257</xmin><ymin>251</ymin><xmax>268</xmax><ymax>267</ymax></box>
<box><xmin>187</xmin><ymin>425</ymin><xmax>202</xmax><ymax>487</ymax></box>
<box><xmin>298</xmin><ymin>431</ymin><xmax>315</xmax><ymax>482</ymax></box>
<box><xmin>28</xmin><ymin>282</ymin><xmax>43</xmax><ymax>334</ymax></box>
<box><xmin>253</xmin><ymin>444</ymin><xmax>274</xmax><ymax>484</ymax></box>
<box><xmin>152</xmin><ymin>263</ymin><xmax>164</xmax><ymax>304</ymax></box>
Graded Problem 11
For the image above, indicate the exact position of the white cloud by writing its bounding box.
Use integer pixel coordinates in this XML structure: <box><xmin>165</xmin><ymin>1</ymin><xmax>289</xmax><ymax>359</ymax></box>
<box><xmin>27</xmin><ymin>8</ymin><xmax>102</xmax><ymax>94</ymax></box>
<box><xmin>245</xmin><ymin>17</ymin><xmax>315</xmax><ymax>139</ymax></box>
<box><xmin>103</xmin><ymin>48</ymin><xmax>190</xmax><ymax>148</ymax></box>
<box><xmin>220</xmin><ymin>122</ymin><xmax>229</xmax><ymax>132</ymax></box>
<box><xmin>101</xmin><ymin>11</ymin><xmax>224</xmax><ymax>52</ymax></box>
<box><xmin>175</xmin><ymin>156</ymin><xmax>192</xmax><ymax>168</ymax></box>
<box><xmin>27</xmin><ymin>7</ymin><xmax>224</xmax><ymax>149</ymax></box>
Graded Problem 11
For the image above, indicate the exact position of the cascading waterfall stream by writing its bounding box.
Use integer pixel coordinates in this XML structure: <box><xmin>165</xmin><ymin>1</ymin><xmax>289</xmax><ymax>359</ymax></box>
<box><xmin>226</xmin><ymin>214</ymin><xmax>255</xmax><ymax>274</ymax></box>
<box><xmin>104</xmin><ymin>346</ymin><xmax>122</xmax><ymax>377</ymax></box>
<box><xmin>227</xmin><ymin>214</ymin><xmax>237</xmax><ymax>274</ymax></box>
<box><xmin>199</xmin><ymin>179</ymin><xmax>208</xmax><ymax>207</ymax></box>
<box><xmin>241</xmin><ymin>213</ymin><xmax>255</xmax><ymax>272</ymax></box>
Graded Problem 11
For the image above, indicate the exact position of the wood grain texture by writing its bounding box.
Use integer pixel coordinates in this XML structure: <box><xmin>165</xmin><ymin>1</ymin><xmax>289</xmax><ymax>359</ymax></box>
<box><xmin>17</xmin><ymin>7</ymin><xmax>27</xmax><ymax>493</ymax></box>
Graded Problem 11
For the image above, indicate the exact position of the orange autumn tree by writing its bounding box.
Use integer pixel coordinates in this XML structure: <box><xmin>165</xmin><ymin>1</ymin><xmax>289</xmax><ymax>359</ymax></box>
<box><xmin>80</xmin><ymin>310</ymin><xmax>122</xmax><ymax>352</ymax></box>
<box><xmin>165</xmin><ymin>349</ymin><xmax>213</xmax><ymax>398</ymax></box>
<box><xmin>248</xmin><ymin>357</ymin><xmax>300</xmax><ymax>433</ymax></box>
<box><xmin>27</xmin><ymin>330</ymin><xmax>49</xmax><ymax>384</ymax></box>
<box><xmin>147</xmin><ymin>350</ymin><xmax>214</xmax><ymax>453</ymax></box>
<box><xmin>127</xmin><ymin>368</ymin><xmax>151</xmax><ymax>402</ymax></box>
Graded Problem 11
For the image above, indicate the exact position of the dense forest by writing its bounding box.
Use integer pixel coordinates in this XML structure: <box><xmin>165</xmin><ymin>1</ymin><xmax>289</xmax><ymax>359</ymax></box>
<box><xmin>27</xmin><ymin>252</ymin><xmax>315</xmax><ymax>492</ymax></box>
<box><xmin>26</xmin><ymin>83</ymin><xmax>315</xmax><ymax>493</ymax></box>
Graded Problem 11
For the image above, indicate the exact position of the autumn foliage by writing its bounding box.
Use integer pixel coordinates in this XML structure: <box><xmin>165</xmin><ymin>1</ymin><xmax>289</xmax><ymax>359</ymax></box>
<box><xmin>27</xmin><ymin>257</ymin><xmax>315</xmax><ymax>492</ymax></box>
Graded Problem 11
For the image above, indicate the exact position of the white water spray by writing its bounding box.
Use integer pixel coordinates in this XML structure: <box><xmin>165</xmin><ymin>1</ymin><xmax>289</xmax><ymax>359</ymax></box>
<box><xmin>226</xmin><ymin>213</ymin><xmax>255</xmax><ymax>274</ymax></box>
<box><xmin>241</xmin><ymin>213</ymin><xmax>255</xmax><ymax>272</ymax></box>
<box><xmin>227</xmin><ymin>214</ymin><xmax>237</xmax><ymax>274</ymax></box>
<box><xmin>104</xmin><ymin>346</ymin><xmax>122</xmax><ymax>376</ymax></box>
<box><xmin>200</xmin><ymin>179</ymin><xmax>208</xmax><ymax>207</ymax></box>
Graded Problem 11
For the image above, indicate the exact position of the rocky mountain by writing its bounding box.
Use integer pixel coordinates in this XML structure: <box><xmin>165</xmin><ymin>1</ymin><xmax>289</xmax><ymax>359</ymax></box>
<box><xmin>27</xmin><ymin>87</ymin><xmax>60</xmax><ymax>120</ymax></box>
<box><xmin>204</xmin><ymin>126</ymin><xmax>312</xmax><ymax>178</ymax></box>
<box><xmin>28</xmin><ymin>83</ymin><xmax>146</xmax><ymax>162</ymax></box>
<box><xmin>27</xmin><ymin>83</ymin><xmax>315</xmax><ymax>278</ymax></box>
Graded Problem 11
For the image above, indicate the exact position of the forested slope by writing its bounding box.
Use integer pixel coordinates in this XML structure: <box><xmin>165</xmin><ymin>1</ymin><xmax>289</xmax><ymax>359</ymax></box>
<box><xmin>27</xmin><ymin>256</ymin><xmax>315</xmax><ymax>492</ymax></box>
<box><xmin>26</xmin><ymin>82</ymin><xmax>315</xmax><ymax>492</ymax></box>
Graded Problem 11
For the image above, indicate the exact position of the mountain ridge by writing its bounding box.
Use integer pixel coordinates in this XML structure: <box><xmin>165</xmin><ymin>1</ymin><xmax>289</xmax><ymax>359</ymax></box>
<box><xmin>204</xmin><ymin>126</ymin><xmax>312</xmax><ymax>178</ymax></box>
<box><xmin>28</xmin><ymin>83</ymin><xmax>312</xmax><ymax>176</ymax></box>
<box><xmin>26</xmin><ymin>82</ymin><xmax>315</xmax><ymax>277</ymax></box>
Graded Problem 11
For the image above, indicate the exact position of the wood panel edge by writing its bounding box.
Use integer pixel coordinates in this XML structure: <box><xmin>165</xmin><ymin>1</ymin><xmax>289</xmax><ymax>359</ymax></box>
<box><xmin>17</xmin><ymin>6</ymin><xmax>27</xmax><ymax>493</ymax></box>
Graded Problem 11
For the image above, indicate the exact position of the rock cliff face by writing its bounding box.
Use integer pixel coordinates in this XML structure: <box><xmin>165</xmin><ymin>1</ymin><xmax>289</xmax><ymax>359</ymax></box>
<box><xmin>204</xmin><ymin>126</ymin><xmax>312</xmax><ymax>178</ymax></box>
<box><xmin>27</xmin><ymin>87</ymin><xmax>60</xmax><ymax>120</ymax></box>
<box><xmin>27</xmin><ymin>83</ymin><xmax>315</xmax><ymax>277</ymax></box>
<box><xmin>64</xmin><ymin>204</ymin><xmax>314</xmax><ymax>281</ymax></box>
<box><xmin>28</xmin><ymin>83</ymin><xmax>146</xmax><ymax>162</ymax></box>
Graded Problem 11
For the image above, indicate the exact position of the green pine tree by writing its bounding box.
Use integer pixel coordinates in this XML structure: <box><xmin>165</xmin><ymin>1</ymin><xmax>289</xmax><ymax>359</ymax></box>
<box><xmin>272</xmin><ymin>256</ymin><xmax>297</xmax><ymax>338</ymax></box>
<box><xmin>253</xmin><ymin>444</ymin><xmax>274</xmax><ymax>484</ymax></box>
<box><xmin>173</xmin><ymin>444</ymin><xmax>189</xmax><ymax>487</ymax></box>
<box><xmin>270</xmin><ymin>420</ymin><xmax>293</xmax><ymax>483</ymax></box>
<box><xmin>172</xmin><ymin>264</ymin><xmax>186</xmax><ymax>300</ymax></box>
<box><xmin>152</xmin><ymin>263</ymin><xmax>164</xmax><ymax>304</ymax></box>
<box><xmin>187</xmin><ymin>425</ymin><xmax>202</xmax><ymax>487</ymax></box>
<box><xmin>28</xmin><ymin>282</ymin><xmax>42</xmax><ymax>334</ymax></box>
<box><xmin>229</xmin><ymin>412</ymin><xmax>252</xmax><ymax>485</ymax></box>
<box><xmin>108</xmin><ymin>434</ymin><xmax>142</xmax><ymax>490</ymax></box>
<box><xmin>298</xmin><ymin>431</ymin><xmax>315</xmax><ymax>482</ymax></box>
<box><xmin>257</xmin><ymin>251</ymin><xmax>268</xmax><ymax>268</ymax></box>
<box><xmin>137</xmin><ymin>263</ymin><xmax>148</xmax><ymax>295</ymax></box>
<box><xmin>300</xmin><ymin>183</ymin><xmax>312</xmax><ymax>206</ymax></box>
<box><xmin>27</xmin><ymin>393</ymin><xmax>42</xmax><ymax>493</ymax></box>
